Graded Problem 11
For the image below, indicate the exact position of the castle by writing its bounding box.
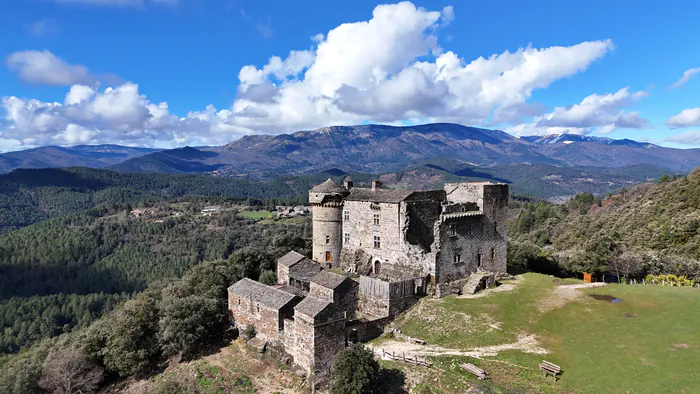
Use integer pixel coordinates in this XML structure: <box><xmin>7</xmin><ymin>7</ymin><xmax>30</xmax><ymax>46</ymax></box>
<box><xmin>228</xmin><ymin>179</ymin><xmax>508</xmax><ymax>382</ymax></box>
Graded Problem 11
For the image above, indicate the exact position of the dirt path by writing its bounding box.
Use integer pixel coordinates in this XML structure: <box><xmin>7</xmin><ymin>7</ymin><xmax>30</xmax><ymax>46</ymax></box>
<box><xmin>368</xmin><ymin>333</ymin><xmax>548</xmax><ymax>360</ymax></box>
<box><xmin>538</xmin><ymin>282</ymin><xmax>607</xmax><ymax>313</ymax></box>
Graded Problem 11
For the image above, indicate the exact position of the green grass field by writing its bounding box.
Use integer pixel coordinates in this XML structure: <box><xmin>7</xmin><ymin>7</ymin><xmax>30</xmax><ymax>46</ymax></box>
<box><xmin>238</xmin><ymin>210</ymin><xmax>274</xmax><ymax>220</ymax></box>
<box><xmin>390</xmin><ymin>273</ymin><xmax>700</xmax><ymax>393</ymax></box>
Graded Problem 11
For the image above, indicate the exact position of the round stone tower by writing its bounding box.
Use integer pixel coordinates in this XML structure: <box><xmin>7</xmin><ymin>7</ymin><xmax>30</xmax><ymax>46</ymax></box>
<box><xmin>309</xmin><ymin>178</ymin><xmax>349</xmax><ymax>267</ymax></box>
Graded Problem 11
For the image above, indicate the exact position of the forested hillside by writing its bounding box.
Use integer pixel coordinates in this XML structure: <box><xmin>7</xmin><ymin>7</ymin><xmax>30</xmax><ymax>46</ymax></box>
<box><xmin>0</xmin><ymin>167</ymin><xmax>304</xmax><ymax>232</ymax></box>
<box><xmin>508</xmin><ymin>171</ymin><xmax>700</xmax><ymax>281</ymax></box>
<box><xmin>0</xmin><ymin>198</ymin><xmax>311</xmax><ymax>355</ymax></box>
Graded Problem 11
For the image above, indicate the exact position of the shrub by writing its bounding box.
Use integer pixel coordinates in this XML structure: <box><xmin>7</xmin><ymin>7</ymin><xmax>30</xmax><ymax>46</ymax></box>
<box><xmin>330</xmin><ymin>344</ymin><xmax>380</xmax><ymax>394</ymax></box>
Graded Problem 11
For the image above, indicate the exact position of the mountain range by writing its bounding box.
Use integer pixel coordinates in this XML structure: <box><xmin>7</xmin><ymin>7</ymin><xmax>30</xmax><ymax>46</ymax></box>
<box><xmin>0</xmin><ymin>145</ymin><xmax>159</xmax><ymax>173</ymax></box>
<box><xmin>2</xmin><ymin>124</ymin><xmax>699</xmax><ymax>177</ymax></box>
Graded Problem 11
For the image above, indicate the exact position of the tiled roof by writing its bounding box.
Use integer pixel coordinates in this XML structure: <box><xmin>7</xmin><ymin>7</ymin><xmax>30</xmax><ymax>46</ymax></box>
<box><xmin>277</xmin><ymin>250</ymin><xmax>306</xmax><ymax>267</ymax></box>
<box><xmin>228</xmin><ymin>278</ymin><xmax>297</xmax><ymax>310</ymax></box>
<box><xmin>310</xmin><ymin>178</ymin><xmax>348</xmax><ymax>194</ymax></box>
<box><xmin>294</xmin><ymin>296</ymin><xmax>342</xmax><ymax>318</ymax></box>
<box><xmin>310</xmin><ymin>270</ymin><xmax>349</xmax><ymax>290</ymax></box>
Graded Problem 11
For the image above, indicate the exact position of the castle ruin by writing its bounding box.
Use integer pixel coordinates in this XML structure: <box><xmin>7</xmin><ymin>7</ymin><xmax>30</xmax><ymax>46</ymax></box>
<box><xmin>228</xmin><ymin>178</ymin><xmax>508</xmax><ymax>383</ymax></box>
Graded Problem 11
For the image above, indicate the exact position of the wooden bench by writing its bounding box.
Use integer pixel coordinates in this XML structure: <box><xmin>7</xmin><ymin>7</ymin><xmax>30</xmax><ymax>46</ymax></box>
<box><xmin>460</xmin><ymin>363</ymin><xmax>488</xmax><ymax>380</ymax></box>
<box><xmin>539</xmin><ymin>360</ymin><xmax>561</xmax><ymax>381</ymax></box>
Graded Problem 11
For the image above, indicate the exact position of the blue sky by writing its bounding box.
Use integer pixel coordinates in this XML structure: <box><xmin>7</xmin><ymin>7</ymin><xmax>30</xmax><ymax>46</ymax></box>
<box><xmin>1</xmin><ymin>0</ymin><xmax>699</xmax><ymax>151</ymax></box>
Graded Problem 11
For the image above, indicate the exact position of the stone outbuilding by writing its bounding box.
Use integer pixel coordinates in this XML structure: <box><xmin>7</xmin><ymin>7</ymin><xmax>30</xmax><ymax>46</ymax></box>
<box><xmin>283</xmin><ymin>296</ymin><xmax>348</xmax><ymax>378</ymax></box>
<box><xmin>276</xmin><ymin>251</ymin><xmax>321</xmax><ymax>293</ymax></box>
<box><xmin>308</xmin><ymin>270</ymin><xmax>358</xmax><ymax>319</ymax></box>
<box><xmin>228</xmin><ymin>278</ymin><xmax>301</xmax><ymax>343</ymax></box>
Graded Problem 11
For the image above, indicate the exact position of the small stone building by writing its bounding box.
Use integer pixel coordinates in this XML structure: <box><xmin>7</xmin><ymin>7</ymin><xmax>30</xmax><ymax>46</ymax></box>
<box><xmin>276</xmin><ymin>251</ymin><xmax>321</xmax><ymax>293</ymax></box>
<box><xmin>283</xmin><ymin>296</ymin><xmax>348</xmax><ymax>377</ymax></box>
<box><xmin>308</xmin><ymin>270</ymin><xmax>358</xmax><ymax>319</ymax></box>
<box><xmin>228</xmin><ymin>278</ymin><xmax>301</xmax><ymax>343</ymax></box>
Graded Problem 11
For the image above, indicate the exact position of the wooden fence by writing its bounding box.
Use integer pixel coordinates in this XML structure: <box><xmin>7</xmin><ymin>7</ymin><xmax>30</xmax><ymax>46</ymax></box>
<box><xmin>372</xmin><ymin>348</ymin><xmax>431</xmax><ymax>367</ymax></box>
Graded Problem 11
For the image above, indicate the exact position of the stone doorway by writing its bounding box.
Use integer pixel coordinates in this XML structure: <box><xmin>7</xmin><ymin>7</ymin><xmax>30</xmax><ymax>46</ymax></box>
<box><xmin>374</xmin><ymin>260</ymin><xmax>381</xmax><ymax>275</ymax></box>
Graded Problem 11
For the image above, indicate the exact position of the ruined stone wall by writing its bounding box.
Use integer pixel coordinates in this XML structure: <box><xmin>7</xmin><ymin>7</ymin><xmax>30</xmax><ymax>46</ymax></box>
<box><xmin>312</xmin><ymin>204</ymin><xmax>343</xmax><ymax>266</ymax></box>
<box><xmin>228</xmin><ymin>292</ymin><xmax>282</xmax><ymax>344</ymax></box>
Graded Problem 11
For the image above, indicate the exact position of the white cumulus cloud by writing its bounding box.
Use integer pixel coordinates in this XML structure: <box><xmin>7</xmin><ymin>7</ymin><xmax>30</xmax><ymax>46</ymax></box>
<box><xmin>666</xmin><ymin>108</ymin><xmax>700</xmax><ymax>129</ymax></box>
<box><xmin>506</xmin><ymin>87</ymin><xmax>649</xmax><ymax>136</ymax></box>
<box><xmin>5</xmin><ymin>50</ymin><xmax>97</xmax><ymax>86</ymax></box>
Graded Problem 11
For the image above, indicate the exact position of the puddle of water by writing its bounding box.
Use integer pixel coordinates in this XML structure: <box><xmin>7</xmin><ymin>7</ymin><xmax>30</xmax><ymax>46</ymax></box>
<box><xmin>589</xmin><ymin>294</ymin><xmax>623</xmax><ymax>303</ymax></box>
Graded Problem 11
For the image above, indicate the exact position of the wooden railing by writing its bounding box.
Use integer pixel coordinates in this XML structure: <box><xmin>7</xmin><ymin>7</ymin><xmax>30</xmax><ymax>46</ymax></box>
<box><xmin>372</xmin><ymin>348</ymin><xmax>431</xmax><ymax>367</ymax></box>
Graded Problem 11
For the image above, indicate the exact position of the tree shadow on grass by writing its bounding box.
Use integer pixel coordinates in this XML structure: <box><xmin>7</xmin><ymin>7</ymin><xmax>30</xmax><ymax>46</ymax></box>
<box><xmin>378</xmin><ymin>367</ymin><xmax>408</xmax><ymax>394</ymax></box>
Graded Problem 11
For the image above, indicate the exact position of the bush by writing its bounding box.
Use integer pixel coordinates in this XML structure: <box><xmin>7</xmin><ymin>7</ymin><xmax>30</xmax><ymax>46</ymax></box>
<box><xmin>259</xmin><ymin>270</ymin><xmax>276</xmax><ymax>285</ymax></box>
<box><xmin>242</xmin><ymin>324</ymin><xmax>256</xmax><ymax>340</ymax></box>
<box><xmin>330</xmin><ymin>344</ymin><xmax>381</xmax><ymax>394</ymax></box>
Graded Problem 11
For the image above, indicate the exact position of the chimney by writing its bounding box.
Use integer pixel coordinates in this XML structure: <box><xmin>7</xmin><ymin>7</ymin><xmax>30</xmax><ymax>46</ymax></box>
<box><xmin>343</xmin><ymin>179</ymin><xmax>353</xmax><ymax>189</ymax></box>
<box><xmin>372</xmin><ymin>180</ymin><xmax>381</xmax><ymax>191</ymax></box>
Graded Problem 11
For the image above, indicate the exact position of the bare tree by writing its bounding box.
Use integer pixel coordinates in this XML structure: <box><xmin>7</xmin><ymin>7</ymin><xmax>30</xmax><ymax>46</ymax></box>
<box><xmin>607</xmin><ymin>253</ymin><xmax>643</xmax><ymax>283</ymax></box>
<box><xmin>38</xmin><ymin>348</ymin><xmax>103</xmax><ymax>394</ymax></box>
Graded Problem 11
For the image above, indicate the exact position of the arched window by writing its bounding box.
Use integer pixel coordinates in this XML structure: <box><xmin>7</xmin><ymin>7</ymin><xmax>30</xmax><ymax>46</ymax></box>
<box><xmin>374</xmin><ymin>260</ymin><xmax>381</xmax><ymax>275</ymax></box>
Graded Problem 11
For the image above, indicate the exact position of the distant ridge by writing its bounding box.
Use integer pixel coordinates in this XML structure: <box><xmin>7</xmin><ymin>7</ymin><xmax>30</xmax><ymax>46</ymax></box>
<box><xmin>3</xmin><ymin>123</ymin><xmax>700</xmax><ymax>177</ymax></box>
<box><xmin>112</xmin><ymin>123</ymin><xmax>700</xmax><ymax>177</ymax></box>
<box><xmin>0</xmin><ymin>145</ymin><xmax>159</xmax><ymax>173</ymax></box>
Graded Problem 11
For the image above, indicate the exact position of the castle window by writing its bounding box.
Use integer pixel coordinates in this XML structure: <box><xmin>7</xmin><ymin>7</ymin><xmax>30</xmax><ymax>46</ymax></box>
<box><xmin>450</xmin><ymin>223</ymin><xmax>456</xmax><ymax>236</ymax></box>
<box><xmin>238</xmin><ymin>297</ymin><xmax>241</xmax><ymax>305</ymax></box>
<box><xmin>256</xmin><ymin>304</ymin><xmax>260</xmax><ymax>314</ymax></box>
<box><xmin>494</xmin><ymin>222</ymin><xmax>498</xmax><ymax>234</ymax></box>
<box><xmin>325</xmin><ymin>235</ymin><xmax>330</xmax><ymax>244</ymax></box>
<box><xmin>373</xmin><ymin>213</ymin><xmax>380</xmax><ymax>226</ymax></box>
<box><xmin>477</xmin><ymin>253</ymin><xmax>482</xmax><ymax>267</ymax></box>
<box><xmin>344</xmin><ymin>233</ymin><xmax>350</xmax><ymax>244</ymax></box>
<box><xmin>453</xmin><ymin>253</ymin><xmax>462</xmax><ymax>263</ymax></box>
<box><xmin>344</xmin><ymin>211</ymin><xmax>349</xmax><ymax>221</ymax></box>
<box><xmin>491</xmin><ymin>248</ymin><xmax>496</xmax><ymax>259</ymax></box>
<box><xmin>373</xmin><ymin>235</ymin><xmax>381</xmax><ymax>249</ymax></box>
<box><xmin>325</xmin><ymin>251</ymin><xmax>332</xmax><ymax>262</ymax></box>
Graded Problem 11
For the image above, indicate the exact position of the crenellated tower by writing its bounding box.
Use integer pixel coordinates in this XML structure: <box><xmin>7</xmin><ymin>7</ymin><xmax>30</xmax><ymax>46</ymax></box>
<box><xmin>309</xmin><ymin>179</ymin><xmax>349</xmax><ymax>267</ymax></box>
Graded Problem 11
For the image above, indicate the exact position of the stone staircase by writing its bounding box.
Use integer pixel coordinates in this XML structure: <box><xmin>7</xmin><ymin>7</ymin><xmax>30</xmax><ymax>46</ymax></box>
<box><xmin>462</xmin><ymin>271</ymin><xmax>496</xmax><ymax>295</ymax></box>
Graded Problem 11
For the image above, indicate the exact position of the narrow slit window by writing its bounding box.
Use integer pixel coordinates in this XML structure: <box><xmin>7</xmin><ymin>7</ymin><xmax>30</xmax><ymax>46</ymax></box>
<box><xmin>453</xmin><ymin>253</ymin><xmax>462</xmax><ymax>263</ymax></box>
<box><xmin>325</xmin><ymin>235</ymin><xmax>330</xmax><ymax>244</ymax></box>
<box><xmin>477</xmin><ymin>253</ymin><xmax>482</xmax><ymax>267</ymax></box>
<box><xmin>491</xmin><ymin>248</ymin><xmax>496</xmax><ymax>259</ymax></box>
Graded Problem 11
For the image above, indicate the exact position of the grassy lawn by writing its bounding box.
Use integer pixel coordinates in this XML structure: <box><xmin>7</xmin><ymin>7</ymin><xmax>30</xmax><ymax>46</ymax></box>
<box><xmin>238</xmin><ymin>210</ymin><xmax>274</xmax><ymax>220</ymax></box>
<box><xmin>392</xmin><ymin>273</ymin><xmax>700</xmax><ymax>393</ymax></box>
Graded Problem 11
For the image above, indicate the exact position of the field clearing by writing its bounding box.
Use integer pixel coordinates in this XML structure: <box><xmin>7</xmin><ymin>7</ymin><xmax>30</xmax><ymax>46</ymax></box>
<box><xmin>389</xmin><ymin>273</ymin><xmax>700</xmax><ymax>393</ymax></box>
<box><xmin>238</xmin><ymin>211</ymin><xmax>274</xmax><ymax>220</ymax></box>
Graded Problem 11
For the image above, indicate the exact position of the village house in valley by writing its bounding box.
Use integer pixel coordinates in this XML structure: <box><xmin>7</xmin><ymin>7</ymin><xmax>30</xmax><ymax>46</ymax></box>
<box><xmin>227</xmin><ymin>178</ymin><xmax>508</xmax><ymax>382</ymax></box>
